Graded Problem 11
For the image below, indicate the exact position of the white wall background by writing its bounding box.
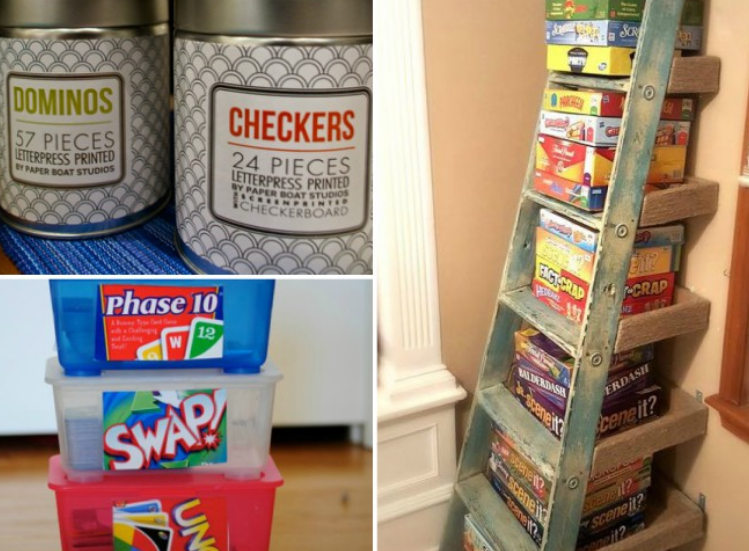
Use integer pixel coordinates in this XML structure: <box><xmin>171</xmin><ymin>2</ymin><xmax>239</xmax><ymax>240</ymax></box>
<box><xmin>0</xmin><ymin>279</ymin><xmax>373</xmax><ymax>437</ymax></box>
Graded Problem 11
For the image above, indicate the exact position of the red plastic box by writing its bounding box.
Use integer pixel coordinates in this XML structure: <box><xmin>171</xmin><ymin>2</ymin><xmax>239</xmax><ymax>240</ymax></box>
<box><xmin>48</xmin><ymin>454</ymin><xmax>283</xmax><ymax>551</ymax></box>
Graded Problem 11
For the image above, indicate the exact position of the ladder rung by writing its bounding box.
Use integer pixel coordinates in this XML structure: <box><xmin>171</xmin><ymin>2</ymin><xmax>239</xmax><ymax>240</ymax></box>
<box><xmin>457</xmin><ymin>474</ymin><xmax>539</xmax><ymax>551</ymax></box>
<box><xmin>548</xmin><ymin>72</ymin><xmax>632</xmax><ymax>92</ymax></box>
<box><xmin>479</xmin><ymin>385</ymin><xmax>559</xmax><ymax>482</ymax></box>
<box><xmin>500</xmin><ymin>288</ymin><xmax>579</xmax><ymax>357</ymax></box>
<box><xmin>524</xmin><ymin>190</ymin><xmax>603</xmax><ymax>231</ymax></box>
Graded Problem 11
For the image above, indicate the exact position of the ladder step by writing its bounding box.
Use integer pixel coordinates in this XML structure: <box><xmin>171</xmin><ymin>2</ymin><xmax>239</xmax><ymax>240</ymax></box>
<box><xmin>548</xmin><ymin>72</ymin><xmax>631</xmax><ymax>92</ymax></box>
<box><xmin>640</xmin><ymin>177</ymin><xmax>719</xmax><ymax>227</ymax></box>
<box><xmin>479</xmin><ymin>385</ymin><xmax>559</xmax><ymax>482</ymax></box>
<box><xmin>457</xmin><ymin>474</ymin><xmax>539</xmax><ymax>551</ymax></box>
<box><xmin>500</xmin><ymin>288</ymin><xmax>579</xmax><ymax>357</ymax></box>
<box><xmin>524</xmin><ymin>190</ymin><xmax>603</xmax><ymax>231</ymax></box>
<box><xmin>615</xmin><ymin>287</ymin><xmax>710</xmax><ymax>353</ymax></box>
<box><xmin>527</xmin><ymin>177</ymin><xmax>719</xmax><ymax>230</ymax></box>
<box><xmin>549</xmin><ymin>57</ymin><xmax>720</xmax><ymax>96</ymax></box>
<box><xmin>598</xmin><ymin>479</ymin><xmax>703</xmax><ymax>551</ymax></box>
<box><xmin>457</xmin><ymin>476</ymin><xmax>703</xmax><ymax>551</ymax></box>
<box><xmin>592</xmin><ymin>386</ymin><xmax>707</xmax><ymax>475</ymax></box>
<box><xmin>501</xmin><ymin>287</ymin><xmax>709</xmax><ymax>357</ymax></box>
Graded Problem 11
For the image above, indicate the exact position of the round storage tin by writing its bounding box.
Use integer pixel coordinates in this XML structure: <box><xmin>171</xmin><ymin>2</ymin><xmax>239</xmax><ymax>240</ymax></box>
<box><xmin>174</xmin><ymin>0</ymin><xmax>373</xmax><ymax>274</ymax></box>
<box><xmin>0</xmin><ymin>0</ymin><xmax>171</xmax><ymax>238</ymax></box>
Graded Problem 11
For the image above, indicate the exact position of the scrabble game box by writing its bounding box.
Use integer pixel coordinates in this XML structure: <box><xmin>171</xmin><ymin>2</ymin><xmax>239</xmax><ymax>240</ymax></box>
<box><xmin>545</xmin><ymin>20</ymin><xmax>703</xmax><ymax>51</ymax></box>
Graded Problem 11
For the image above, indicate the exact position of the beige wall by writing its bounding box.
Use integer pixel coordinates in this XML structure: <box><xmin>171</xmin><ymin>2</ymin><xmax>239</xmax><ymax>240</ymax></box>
<box><xmin>423</xmin><ymin>0</ymin><xmax>749</xmax><ymax>549</ymax></box>
<box><xmin>422</xmin><ymin>0</ymin><xmax>547</xmax><ymax>433</ymax></box>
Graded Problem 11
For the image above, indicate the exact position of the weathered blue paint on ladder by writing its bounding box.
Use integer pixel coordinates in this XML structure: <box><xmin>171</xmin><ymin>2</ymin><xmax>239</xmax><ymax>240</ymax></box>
<box><xmin>439</xmin><ymin>1</ymin><xmax>687</xmax><ymax>550</ymax></box>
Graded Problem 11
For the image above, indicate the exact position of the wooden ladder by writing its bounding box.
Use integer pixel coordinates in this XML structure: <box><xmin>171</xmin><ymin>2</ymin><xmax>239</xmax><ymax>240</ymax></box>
<box><xmin>439</xmin><ymin>1</ymin><xmax>721</xmax><ymax>550</ymax></box>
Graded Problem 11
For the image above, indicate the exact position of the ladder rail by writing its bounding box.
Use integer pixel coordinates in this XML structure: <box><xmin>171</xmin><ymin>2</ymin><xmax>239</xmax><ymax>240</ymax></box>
<box><xmin>440</xmin><ymin>1</ymin><xmax>690</xmax><ymax>550</ymax></box>
<box><xmin>541</xmin><ymin>0</ymin><xmax>687</xmax><ymax>549</ymax></box>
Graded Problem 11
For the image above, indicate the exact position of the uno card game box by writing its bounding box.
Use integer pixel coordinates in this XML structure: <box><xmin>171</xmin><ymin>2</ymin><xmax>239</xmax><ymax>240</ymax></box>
<box><xmin>48</xmin><ymin>454</ymin><xmax>283</xmax><ymax>551</ymax></box>
<box><xmin>545</xmin><ymin>21</ymin><xmax>703</xmax><ymax>51</ymax></box>
<box><xmin>464</xmin><ymin>515</ymin><xmax>496</xmax><ymax>551</ymax></box>
<box><xmin>536</xmin><ymin>135</ymin><xmax>688</xmax><ymax>186</ymax></box>
<box><xmin>49</xmin><ymin>279</ymin><xmax>276</xmax><ymax>376</ymax></box>
<box><xmin>543</xmin><ymin>89</ymin><xmax>696</xmax><ymax>121</ymax></box>
<box><xmin>540</xmin><ymin>111</ymin><xmax>691</xmax><ymax>147</ymax></box>
<box><xmin>46</xmin><ymin>358</ymin><xmax>282</xmax><ymax>479</ymax></box>
<box><xmin>547</xmin><ymin>44</ymin><xmax>635</xmax><ymax>76</ymax></box>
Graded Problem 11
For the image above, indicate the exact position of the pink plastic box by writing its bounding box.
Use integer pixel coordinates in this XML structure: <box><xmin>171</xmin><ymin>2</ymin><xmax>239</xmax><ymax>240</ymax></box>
<box><xmin>48</xmin><ymin>454</ymin><xmax>283</xmax><ymax>551</ymax></box>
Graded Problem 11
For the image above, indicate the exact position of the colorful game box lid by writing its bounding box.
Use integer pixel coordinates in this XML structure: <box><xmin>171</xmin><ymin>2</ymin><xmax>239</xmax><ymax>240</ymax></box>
<box><xmin>50</xmin><ymin>279</ymin><xmax>275</xmax><ymax>376</ymax></box>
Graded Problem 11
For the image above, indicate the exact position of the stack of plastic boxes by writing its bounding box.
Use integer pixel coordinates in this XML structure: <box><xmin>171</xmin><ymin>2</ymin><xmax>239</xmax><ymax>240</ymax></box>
<box><xmin>45</xmin><ymin>280</ymin><xmax>283</xmax><ymax>551</ymax></box>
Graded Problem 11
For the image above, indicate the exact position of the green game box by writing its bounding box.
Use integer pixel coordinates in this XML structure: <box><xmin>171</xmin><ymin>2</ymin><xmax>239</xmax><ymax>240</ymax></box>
<box><xmin>546</xmin><ymin>0</ymin><xmax>704</xmax><ymax>25</ymax></box>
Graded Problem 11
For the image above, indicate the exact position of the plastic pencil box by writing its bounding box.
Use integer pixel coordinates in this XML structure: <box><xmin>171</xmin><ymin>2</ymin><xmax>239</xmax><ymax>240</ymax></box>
<box><xmin>48</xmin><ymin>454</ymin><xmax>283</xmax><ymax>551</ymax></box>
<box><xmin>49</xmin><ymin>279</ymin><xmax>275</xmax><ymax>376</ymax></box>
<box><xmin>46</xmin><ymin>358</ymin><xmax>282</xmax><ymax>481</ymax></box>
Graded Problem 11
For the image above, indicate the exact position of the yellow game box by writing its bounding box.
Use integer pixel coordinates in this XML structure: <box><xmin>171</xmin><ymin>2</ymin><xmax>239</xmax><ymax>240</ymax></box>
<box><xmin>547</xmin><ymin>44</ymin><xmax>635</xmax><ymax>76</ymax></box>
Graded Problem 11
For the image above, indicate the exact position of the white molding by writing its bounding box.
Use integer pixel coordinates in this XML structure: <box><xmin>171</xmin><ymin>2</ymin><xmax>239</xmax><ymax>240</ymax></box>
<box><xmin>378</xmin><ymin>371</ymin><xmax>466</xmax><ymax>423</ymax></box>
<box><xmin>378</xmin><ymin>482</ymin><xmax>455</xmax><ymax>524</ymax></box>
<box><xmin>377</xmin><ymin>0</ymin><xmax>445</xmax><ymax>387</ymax></box>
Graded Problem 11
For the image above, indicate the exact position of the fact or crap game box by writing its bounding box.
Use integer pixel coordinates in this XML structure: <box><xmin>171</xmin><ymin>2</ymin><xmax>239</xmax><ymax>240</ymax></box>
<box><xmin>533</xmin><ymin>256</ymin><xmax>676</xmax><ymax>325</ymax></box>
<box><xmin>547</xmin><ymin>44</ymin><xmax>635</xmax><ymax>76</ymax></box>
<box><xmin>540</xmin><ymin>111</ymin><xmax>691</xmax><ymax>148</ymax></box>
<box><xmin>536</xmin><ymin>135</ymin><xmax>687</xmax><ymax>186</ymax></box>
<box><xmin>543</xmin><ymin>88</ymin><xmax>696</xmax><ymax>120</ymax></box>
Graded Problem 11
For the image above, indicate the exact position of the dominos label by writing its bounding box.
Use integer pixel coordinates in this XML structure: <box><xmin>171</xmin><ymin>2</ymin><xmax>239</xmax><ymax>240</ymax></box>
<box><xmin>96</xmin><ymin>284</ymin><xmax>224</xmax><ymax>361</ymax></box>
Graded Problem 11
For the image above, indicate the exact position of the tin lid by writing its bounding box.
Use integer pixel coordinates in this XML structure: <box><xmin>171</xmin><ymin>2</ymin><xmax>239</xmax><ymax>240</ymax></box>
<box><xmin>0</xmin><ymin>0</ymin><xmax>168</xmax><ymax>29</ymax></box>
<box><xmin>175</xmin><ymin>0</ymin><xmax>372</xmax><ymax>38</ymax></box>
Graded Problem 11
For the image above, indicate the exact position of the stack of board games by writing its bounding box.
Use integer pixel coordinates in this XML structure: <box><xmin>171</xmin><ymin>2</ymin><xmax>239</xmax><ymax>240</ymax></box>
<box><xmin>509</xmin><ymin>327</ymin><xmax>661</xmax><ymax>441</ymax></box>
<box><xmin>44</xmin><ymin>280</ymin><xmax>283</xmax><ymax>551</ymax></box>
<box><xmin>486</xmin><ymin>424</ymin><xmax>652</xmax><ymax>549</ymax></box>
<box><xmin>535</xmin><ymin>88</ymin><xmax>695</xmax><ymax>211</ymax></box>
<box><xmin>533</xmin><ymin>208</ymin><xmax>684</xmax><ymax>323</ymax></box>
<box><xmin>545</xmin><ymin>0</ymin><xmax>704</xmax><ymax>76</ymax></box>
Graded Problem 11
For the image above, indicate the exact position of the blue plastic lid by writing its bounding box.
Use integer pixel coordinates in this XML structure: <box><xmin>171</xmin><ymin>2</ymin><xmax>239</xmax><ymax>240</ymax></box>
<box><xmin>50</xmin><ymin>279</ymin><xmax>275</xmax><ymax>376</ymax></box>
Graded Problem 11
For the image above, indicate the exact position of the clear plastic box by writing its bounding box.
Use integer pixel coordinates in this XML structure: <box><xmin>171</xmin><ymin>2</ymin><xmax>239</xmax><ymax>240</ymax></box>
<box><xmin>48</xmin><ymin>454</ymin><xmax>283</xmax><ymax>551</ymax></box>
<box><xmin>46</xmin><ymin>358</ymin><xmax>282</xmax><ymax>481</ymax></box>
<box><xmin>49</xmin><ymin>279</ymin><xmax>275</xmax><ymax>376</ymax></box>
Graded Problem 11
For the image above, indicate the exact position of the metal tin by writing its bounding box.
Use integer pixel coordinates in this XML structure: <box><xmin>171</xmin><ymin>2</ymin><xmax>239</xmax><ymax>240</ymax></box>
<box><xmin>0</xmin><ymin>0</ymin><xmax>171</xmax><ymax>239</ymax></box>
<box><xmin>174</xmin><ymin>0</ymin><xmax>373</xmax><ymax>275</ymax></box>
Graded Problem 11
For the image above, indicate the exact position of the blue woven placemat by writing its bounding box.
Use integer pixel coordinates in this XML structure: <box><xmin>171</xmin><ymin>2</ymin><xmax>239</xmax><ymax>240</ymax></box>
<box><xmin>0</xmin><ymin>206</ymin><xmax>192</xmax><ymax>275</ymax></box>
